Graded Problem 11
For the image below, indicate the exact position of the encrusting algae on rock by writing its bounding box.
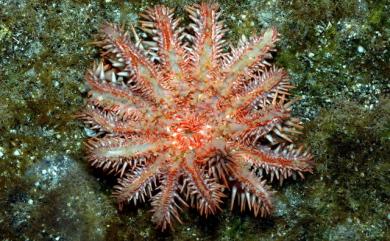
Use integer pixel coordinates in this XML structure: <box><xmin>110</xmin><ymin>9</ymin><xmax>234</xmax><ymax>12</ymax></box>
<box><xmin>80</xmin><ymin>3</ymin><xmax>313</xmax><ymax>230</ymax></box>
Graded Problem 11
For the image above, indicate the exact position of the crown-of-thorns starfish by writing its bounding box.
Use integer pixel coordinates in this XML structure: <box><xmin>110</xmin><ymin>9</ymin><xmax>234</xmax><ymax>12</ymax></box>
<box><xmin>80</xmin><ymin>2</ymin><xmax>313</xmax><ymax>230</ymax></box>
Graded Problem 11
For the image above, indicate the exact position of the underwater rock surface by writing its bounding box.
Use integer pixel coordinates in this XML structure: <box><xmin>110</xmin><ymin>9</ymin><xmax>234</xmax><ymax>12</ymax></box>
<box><xmin>0</xmin><ymin>0</ymin><xmax>388</xmax><ymax>240</ymax></box>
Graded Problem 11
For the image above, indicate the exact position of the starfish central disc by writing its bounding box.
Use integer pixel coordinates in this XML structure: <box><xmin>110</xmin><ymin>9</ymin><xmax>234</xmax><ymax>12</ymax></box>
<box><xmin>167</xmin><ymin>115</ymin><xmax>212</xmax><ymax>151</ymax></box>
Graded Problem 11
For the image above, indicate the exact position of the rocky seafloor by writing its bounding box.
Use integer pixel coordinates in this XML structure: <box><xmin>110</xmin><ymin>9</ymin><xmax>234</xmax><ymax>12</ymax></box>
<box><xmin>0</xmin><ymin>0</ymin><xmax>389</xmax><ymax>240</ymax></box>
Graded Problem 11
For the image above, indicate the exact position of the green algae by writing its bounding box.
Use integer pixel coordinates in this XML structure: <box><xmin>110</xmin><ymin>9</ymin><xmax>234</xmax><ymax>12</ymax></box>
<box><xmin>0</xmin><ymin>0</ymin><xmax>389</xmax><ymax>240</ymax></box>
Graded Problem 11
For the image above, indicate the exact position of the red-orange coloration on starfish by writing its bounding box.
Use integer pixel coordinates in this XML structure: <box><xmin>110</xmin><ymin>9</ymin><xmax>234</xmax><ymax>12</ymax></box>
<box><xmin>80</xmin><ymin>3</ymin><xmax>313</xmax><ymax>231</ymax></box>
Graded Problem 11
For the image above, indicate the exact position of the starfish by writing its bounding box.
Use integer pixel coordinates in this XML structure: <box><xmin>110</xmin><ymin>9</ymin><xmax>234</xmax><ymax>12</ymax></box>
<box><xmin>80</xmin><ymin>3</ymin><xmax>313</xmax><ymax>230</ymax></box>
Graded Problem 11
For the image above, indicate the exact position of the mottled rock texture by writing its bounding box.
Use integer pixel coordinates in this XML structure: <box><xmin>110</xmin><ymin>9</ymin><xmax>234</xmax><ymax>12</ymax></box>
<box><xmin>0</xmin><ymin>0</ymin><xmax>388</xmax><ymax>240</ymax></box>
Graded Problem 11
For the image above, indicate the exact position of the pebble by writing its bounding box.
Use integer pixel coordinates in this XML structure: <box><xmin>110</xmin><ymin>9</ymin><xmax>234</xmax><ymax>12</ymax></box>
<box><xmin>357</xmin><ymin>46</ymin><xmax>365</xmax><ymax>53</ymax></box>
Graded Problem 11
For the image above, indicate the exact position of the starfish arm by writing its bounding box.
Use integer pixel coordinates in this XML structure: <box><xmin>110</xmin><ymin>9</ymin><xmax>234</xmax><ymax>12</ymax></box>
<box><xmin>86</xmin><ymin>136</ymin><xmax>160</xmax><ymax>177</ymax></box>
<box><xmin>97</xmin><ymin>23</ymin><xmax>167</xmax><ymax>103</ymax></box>
<box><xmin>222</xmin><ymin>67</ymin><xmax>290</xmax><ymax>119</ymax></box>
<box><xmin>151</xmin><ymin>167</ymin><xmax>186</xmax><ymax>231</ymax></box>
<box><xmin>85</xmin><ymin>63</ymin><xmax>154</xmax><ymax>118</ymax></box>
<box><xmin>221</xmin><ymin>28</ymin><xmax>279</xmax><ymax>96</ymax></box>
<box><xmin>113</xmin><ymin>159</ymin><xmax>161</xmax><ymax>207</ymax></box>
<box><xmin>79</xmin><ymin>107</ymin><xmax>143</xmax><ymax>135</ymax></box>
<box><xmin>140</xmin><ymin>6</ymin><xmax>190</xmax><ymax>97</ymax></box>
<box><xmin>182</xmin><ymin>158</ymin><xmax>224</xmax><ymax>217</ymax></box>
<box><xmin>228</xmin><ymin>162</ymin><xmax>274</xmax><ymax>217</ymax></box>
<box><xmin>186</xmin><ymin>3</ymin><xmax>226</xmax><ymax>87</ymax></box>
<box><xmin>230</xmin><ymin>142</ymin><xmax>313</xmax><ymax>185</ymax></box>
<box><xmin>242</xmin><ymin>67</ymin><xmax>294</xmax><ymax>108</ymax></box>
<box><xmin>85</xmin><ymin>67</ymin><xmax>145</xmax><ymax>108</ymax></box>
<box><xmin>229</xmin><ymin>67</ymin><xmax>292</xmax><ymax>112</ymax></box>
<box><xmin>231</xmin><ymin>105</ymin><xmax>295</xmax><ymax>144</ymax></box>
